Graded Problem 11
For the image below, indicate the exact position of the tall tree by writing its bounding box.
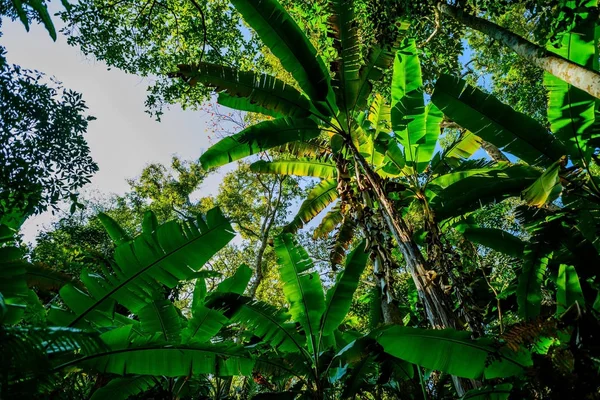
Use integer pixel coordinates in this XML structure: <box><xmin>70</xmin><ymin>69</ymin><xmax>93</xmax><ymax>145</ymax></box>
<box><xmin>0</xmin><ymin>63</ymin><xmax>97</xmax><ymax>217</ymax></box>
<box><xmin>437</xmin><ymin>2</ymin><xmax>600</xmax><ymax>100</ymax></box>
<box><xmin>60</xmin><ymin>0</ymin><xmax>264</xmax><ymax>119</ymax></box>
<box><xmin>213</xmin><ymin>162</ymin><xmax>302</xmax><ymax>298</ymax></box>
<box><xmin>1</xmin><ymin>0</ymin><xmax>97</xmax><ymax>221</ymax></box>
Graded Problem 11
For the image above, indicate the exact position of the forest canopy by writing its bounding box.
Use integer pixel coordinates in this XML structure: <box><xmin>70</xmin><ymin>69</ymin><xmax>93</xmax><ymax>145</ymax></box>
<box><xmin>1</xmin><ymin>0</ymin><xmax>600</xmax><ymax>399</ymax></box>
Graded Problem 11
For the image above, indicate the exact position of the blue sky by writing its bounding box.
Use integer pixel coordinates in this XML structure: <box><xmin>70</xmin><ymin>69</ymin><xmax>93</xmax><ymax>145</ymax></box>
<box><xmin>2</xmin><ymin>16</ymin><xmax>231</xmax><ymax>242</ymax></box>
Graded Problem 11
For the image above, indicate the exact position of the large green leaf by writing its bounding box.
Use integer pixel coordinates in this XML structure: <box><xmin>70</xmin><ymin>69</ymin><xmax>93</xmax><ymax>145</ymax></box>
<box><xmin>328</xmin><ymin>0</ymin><xmax>361</xmax><ymax>114</ymax></box>
<box><xmin>430</xmin><ymin>166</ymin><xmax>507</xmax><ymax>189</ymax></box>
<box><xmin>207</xmin><ymin>293</ymin><xmax>306</xmax><ymax>354</ymax></box>
<box><xmin>182</xmin><ymin>305</ymin><xmax>228</xmax><ymax>344</ymax></box>
<box><xmin>390</xmin><ymin>40</ymin><xmax>422</xmax><ymax>109</ymax></box>
<box><xmin>231</xmin><ymin>0</ymin><xmax>332</xmax><ymax>103</ymax></box>
<box><xmin>321</xmin><ymin>241</ymin><xmax>368</xmax><ymax>335</ymax></box>
<box><xmin>98</xmin><ymin>213</ymin><xmax>130</xmax><ymax>246</ymax></box>
<box><xmin>251</xmin><ymin>159</ymin><xmax>337</xmax><ymax>178</ymax></box>
<box><xmin>415</xmin><ymin>103</ymin><xmax>443</xmax><ymax>173</ymax></box>
<box><xmin>90</xmin><ymin>376</ymin><xmax>156</xmax><ymax>400</ymax></box>
<box><xmin>215</xmin><ymin>264</ymin><xmax>252</xmax><ymax>295</ymax></box>
<box><xmin>313</xmin><ymin>203</ymin><xmax>343</xmax><ymax>239</ymax></box>
<box><xmin>377</xmin><ymin>326</ymin><xmax>531</xmax><ymax>379</ymax></box>
<box><xmin>0</xmin><ymin>246</ymin><xmax>28</xmax><ymax>324</ymax></box>
<box><xmin>431</xmin><ymin>131</ymin><xmax>482</xmax><ymax>171</ymax></box>
<box><xmin>138</xmin><ymin>299</ymin><xmax>183</xmax><ymax>342</ymax></box>
<box><xmin>522</xmin><ymin>158</ymin><xmax>564</xmax><ymax>207</ymax></box>
<box><xmin>274</xmin><ymin>234</ymin><xmax>325</xmax><ymax>351</ymax></box>
<box><xmin>28</xmin><ymin>0</ymin><xmax>57</xmax><ymax>40</ymax></box>
<box><xmin>285</xmin><ymin>178</ymin><xmax>339</xmax><ymax>233</ymax></box>
<box><xmin>217</xmin><ymin>93</ymin><xmax>282</xmax><ymax>119</ymax></box>
<box><xmin>374</xmin><ymin>132</ymin><xmax>406</xmax><ymax>176</ymax></box>
<box><xmin>200</xmin><ymin>118</ymin><xmax>321</xmax><ymax>169</ymax></box>
<box><xmin>10</xmin><ymin>0</ymin><xmax>30</xmax><ymax>32</ymax></box>
<box><xmin>432</xmin><ymin>75</ymin><xmax>567</xmax><ymax>167</ymax></box>
<box><xmin>141</xmin><ymin>211</ymin><xmax>158</xmax><ymax>235</ymax></box>
<box><xmin>463</xmin><ymin>227</ymin><xmax>525</xmax><ymax>258</ymax></box>
<box><xmin>51</xmin><ymin>208</ymin><xmax>235</xmax><ymax>327</ymax></box>
<box><xmin>517</xmin><ymin>230</ymin><xmax>554</xmax><ymax>320</ymax></box>
<box><xmin>176</xmin><ymin>63</ymin><xmax>315</xmax><ymax>118</ymax></box>
<box><xmin>367</xmin><ymin>94</ymin><xmax>391</xmax><ymax>137</ymax></box>
<box><xmin>556</xmin><ymin>264</ymin><xmax>585</xmax><ymax>314</ymax></box>
<box><xmin>66</xmin><ymin>343</ymin><xmax>254</xmax><ymax>377</ymax></box>
<box><xmin>430</xmin><ymin>164</ymin><xmax>540</xmax><ymax>220</ymax></box>
<box><xmin>544</xmin><ymin>7</ymin><xmax>600</xmax><ymax>161</ymax></box>
<box><xmin>9</xmin><ymin>0</ymin><xmax>58</xmax><ymax>40</ymax></box>
<box><xmin>3</xmin><ymin>325</ymin><xmax>106</xmax><ymax>384</ymax></box>
<box><xmin>182</xmin><ymin>272</ymin><xmax>227</xmax><ymax>344</ymax></box>
<box><xmin>391</xmin><ymin>39</ymin><xmax>425</xmax><ymax>168</ymax></box>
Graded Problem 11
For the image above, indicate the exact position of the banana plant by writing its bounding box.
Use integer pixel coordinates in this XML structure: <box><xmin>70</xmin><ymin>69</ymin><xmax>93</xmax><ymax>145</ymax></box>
<box><xmin>172</xmin><ymin>0</ymin><xmax>545</xmax><ymax>355</ymax></box>
<box><xmin>246</xmin><ymin>40</ymin><xmax>544</xmax><ymax>334</ymax></box>
<box><xmin>172</xmin><ymin>0</ymin><xmax>473</xmax><ymax>334</ymax></box>
<box><xmin>202</xmin><ymin>233</ymin><xmax>534</xmax><ymax>399</ymax></box>
<box><xmin>203</xmin><ymin>234</ymin><xmax>401</xmax><ymax>399</ymax></box>
<box><xmin>15</xmin><ymin>208</ymin><xmax>265</xmax><ymax>398</ymax></box>
<box><xmin>429</xmin><ymin>9</ymin><xmax>600</xmax><ymax>325</ymax></box>
<box><xmin>0</xmin><ymin>216</ymin><xmax>108</xmax><ymax>398</ymax></box>
<box><xmin>430</xmin><ymin>4</ymin><xmax>599</xmax><ymax>214</ymax></box>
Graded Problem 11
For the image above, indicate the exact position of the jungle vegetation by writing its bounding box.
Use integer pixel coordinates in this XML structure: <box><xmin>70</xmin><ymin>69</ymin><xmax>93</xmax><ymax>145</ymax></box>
<box><xmin>1</xmin><ymin>0</ymin><xmax>600</xmax><ymax>398</ymax></box>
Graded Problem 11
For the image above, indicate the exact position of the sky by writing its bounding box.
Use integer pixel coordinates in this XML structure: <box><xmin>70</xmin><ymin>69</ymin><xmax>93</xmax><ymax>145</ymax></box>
<box><xmin>2</xmin><ymin>12</ymin><xmax>489</xmax><ymax>244</ymax></box>
<box><xmin>1</xmin><ymin>16</ymin><xmax>232</xmax><ymax>243</ymax></box>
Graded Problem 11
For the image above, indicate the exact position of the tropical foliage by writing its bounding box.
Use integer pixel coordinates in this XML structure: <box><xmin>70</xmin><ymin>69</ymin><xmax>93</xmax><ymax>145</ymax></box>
<box><xmin>2</xmin><ymin>0</ymin><xmax>600</xmax><ymax>398</ymax></box>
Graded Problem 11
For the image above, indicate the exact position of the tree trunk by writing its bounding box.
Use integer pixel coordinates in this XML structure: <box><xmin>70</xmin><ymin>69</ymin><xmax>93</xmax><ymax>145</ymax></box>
<box><xmin>247</xmin><ymin>235</ymin><xmax>268</xmax><ymax>298</ymax></box>
<box><xmin>350</xmin><ymin>148</ymin><xmax>459</xmax><ymax>328</ymax></box>
<box><xmin>481</xmin><ymin>140</ymin><xmax>510</xmax><ymax>162</ymax></box>
<box><xmin>422</xmin><ymin>201</ymin><xmax>486</xmax><ymax>337</ymax></box>
<box><xmin>335</xmin><ymin>155</ymin><xmax>404</xmax><ymax>325</ymax></box>
<box><xmin>373</xmin><ymin>255</ymin><xmax>403</xmax><ymax>325</ymax></box>
<box><xmin>438</xmin><ymin>3</ymin><xmax>600</xmax><ymax>100</ymax></box>
<box><xmin>348</xmin><ymin>146</ymin><xmax>471</xmax><ymax>395</ymax></box>
<box><xmin>247</xmin><ymin>177</ymin><xmax>284</xmax><ymax>298</ymax></box>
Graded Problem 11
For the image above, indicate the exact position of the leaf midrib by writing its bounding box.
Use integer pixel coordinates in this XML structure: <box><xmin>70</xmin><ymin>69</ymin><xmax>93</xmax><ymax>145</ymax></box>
<box><xmin>68</xmin><ymin>221</ymin><xmax>233</xmax><ymax>328</ymax></box>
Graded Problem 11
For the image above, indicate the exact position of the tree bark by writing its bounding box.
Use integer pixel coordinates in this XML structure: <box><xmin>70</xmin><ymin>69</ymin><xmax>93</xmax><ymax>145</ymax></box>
<box><xmin>481</xmin><ymin>140</ymin><xmax>510</xmax><ymax>162</ymax></box>
<box><xmin>247</xmin><ymin>177</ymin><xmax>284</xmax><ymax>298</ymax></box>
<box><xmin>247</xmin><ymin>232</ymin><xmax>268</xmax><ymax>298</ymax></box>
<box><xmin>348</xmin><ymin>146</ymin><xmax>472</xmax><ymax>395</ymax></box>
<box><xmin>438</xmin><ymin>3</ymin><xmax>600</xmax><ymax>100</ymax></box>
<box><xmin>335</xmin><ymin>155</ymin><xmax>404</xmax><ymax>325</ymax></box>
<box><xmin>350</xmin><ymin>148</ymin><xmax>459</xmax><ymax>328</ymax></box>
<box><xmin>373</xmin><ymin>255</ymin><xmax>403</xmax><ymax>325</ymax></box>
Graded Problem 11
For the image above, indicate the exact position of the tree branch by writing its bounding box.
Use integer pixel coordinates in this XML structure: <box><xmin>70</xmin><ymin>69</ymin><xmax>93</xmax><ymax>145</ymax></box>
<box><xmin>419</xmin><ymin>6</ymin><xmax>441</xmax><ymax>48</ymax></box>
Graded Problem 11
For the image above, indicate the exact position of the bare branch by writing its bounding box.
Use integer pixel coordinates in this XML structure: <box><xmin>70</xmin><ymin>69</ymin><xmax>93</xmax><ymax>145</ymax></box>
<box><xmin>188</xmin><ymin>0</ymin><xmax>208</xmax><ymax>63</ymax></box>
<box><xmin>419</xmin><ymin>6</ymin><xmax>441</xmax><ymax>48</ymax></box>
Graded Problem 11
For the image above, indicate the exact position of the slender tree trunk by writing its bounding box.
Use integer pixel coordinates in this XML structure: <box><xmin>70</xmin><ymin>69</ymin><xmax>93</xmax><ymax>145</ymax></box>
<box><xmin>421</xmin><ymin>201</ymin><xmax>486</xmax><ymax>337</ymax></box>
<box><xmin>335</xmin><ymin>155</ymin><xmax>403</xmax><ymax>325</ymax></box>
<box><xmin>247</xmin><ymin>233</ymin><xmax>268</xmax><ymax>298</ymax></box>
<box><xmin>347</xmin><ymin>146</ymin><xmax>471</xmax><ymax>395</ymax></box>
<box><xmin>248</xmin><ymin>177</ymin><xmax>284</xmax><ymax>298</ymax></box>
<box><xmin>438</xmin><ymin>3</ymin><xmax>600</xmax><ymax>100</ymax></box>
<box><xmin>481</xmin><ymin>140</ymin><xmax>510</xmax><ymax>162</ymax></box>
<box><xmin>350</xmin><ymin>148</ymin><xmax>459</xmax><ymax>329</ymax></box>
<box><xmin>373</xmin><ymin>255</ymin><xmax>403</xmax><ymax>324</ymax></box>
